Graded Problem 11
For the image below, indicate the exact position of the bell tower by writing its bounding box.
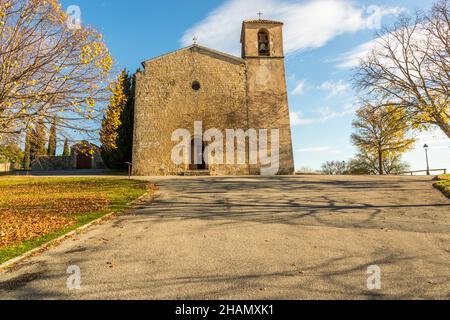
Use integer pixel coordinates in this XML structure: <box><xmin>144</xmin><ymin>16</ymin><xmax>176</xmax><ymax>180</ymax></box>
<box><xmin>241</xmin><ymin>18</ymin><xmax>295</xmax><ymax>175</ymax></box>
<box><xmin>241</xmin><ymin>19</ymin><xmax>284</xmax><ymax>59</ymax></box>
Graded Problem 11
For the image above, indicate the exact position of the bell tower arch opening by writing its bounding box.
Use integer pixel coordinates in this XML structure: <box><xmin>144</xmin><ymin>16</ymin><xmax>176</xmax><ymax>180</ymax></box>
<box><xmin>258</xmin><ymin>29</ymin><xmax>270</xmax><ymax>56</ymax></box>
<box><xmin>240</xmin><ymin>18</ymin><xmax>284</xmax><ymax>59</ymax></box>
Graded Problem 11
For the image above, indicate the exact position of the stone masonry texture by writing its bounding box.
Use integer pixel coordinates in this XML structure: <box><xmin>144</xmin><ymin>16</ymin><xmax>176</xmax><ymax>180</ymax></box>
<box><xmin>132</xmin><ymin>20</ymin><xmax>295</xmax><ymax>176</ymax></box>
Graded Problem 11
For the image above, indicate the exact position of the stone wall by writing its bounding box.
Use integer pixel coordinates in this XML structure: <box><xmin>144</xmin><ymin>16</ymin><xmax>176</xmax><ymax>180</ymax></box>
<box><xmin>245</xmin><ymin>57</ymin><xmax>295</xmax><ymax>175</ymax></box>
<box><xmin>92</xmin><ymin>152</ymin><xmax>105</xmax><ymax>170</ymax></box>
<box><xmin>31</xmin><ymin>156</ymin><xmax>72</xmax><ymax>171</ymax></box>
<box><xmin>241</xmin><ymin>21</ymin><xmax>285</xmax><ymax>58</ymax></box>
<box><xmin>243</xmin><ymin>21</ymin><xmax>295</xmax><ymax>175</ymax></box>
<box><xmin>132</xmin><ymin>21</ymin><xmax>295</xmax><ymax>176</ymax></box>
<box><xmin>70</xmin><ymin>142</ymin><xmax>105</xmax><ymax>170</ymax></box>
<box><xmin>133</xmin><ymin>46</ymin><xmax>249</xmax><ymax>176</ymax></box>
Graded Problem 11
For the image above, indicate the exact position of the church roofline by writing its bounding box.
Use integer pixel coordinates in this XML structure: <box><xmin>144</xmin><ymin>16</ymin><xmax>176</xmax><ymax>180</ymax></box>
<box><xmin>240</xmin><ymin>19</ymin><xmax>284</xmax><ymax>43</ymax></box>
<box><xmin>141</xmin><ymin>44</ymin><xmax>245</xmax><ymax>67</ymax></box>
<box><xmin>242</xmin><ymin>19</ymin><xmax>284</xmax><ymax>25</ymax></box>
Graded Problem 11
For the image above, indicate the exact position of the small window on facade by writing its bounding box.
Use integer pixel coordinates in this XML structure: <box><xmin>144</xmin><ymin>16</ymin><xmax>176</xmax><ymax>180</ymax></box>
<box><xmin>192</xmin><ymin>81</ymin><xmax>201</xmax><ymax>91</ymax></box>
<box><xmin>258</xmin><ymin>30</ymin><xmax>270</xmax><ymax>56</ymax></box>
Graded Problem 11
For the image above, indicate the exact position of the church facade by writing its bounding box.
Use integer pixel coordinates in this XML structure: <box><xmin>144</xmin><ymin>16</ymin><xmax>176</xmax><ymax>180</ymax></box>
<box><xmin>132</xmin><ymin>19</ymin><xmax>295</xmax><ymax>176</ymax></box>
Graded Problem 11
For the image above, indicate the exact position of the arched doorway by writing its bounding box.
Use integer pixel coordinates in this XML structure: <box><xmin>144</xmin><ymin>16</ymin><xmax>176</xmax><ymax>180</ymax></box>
<box><xmin>76</xmin><ymin>152</ymin><xmax>92</xmax><ymax>169</ymax></box>
<box><xmin>189</xmin><ymin>138</ymin><xmax>208</xmax><ymax>171</ymax></box>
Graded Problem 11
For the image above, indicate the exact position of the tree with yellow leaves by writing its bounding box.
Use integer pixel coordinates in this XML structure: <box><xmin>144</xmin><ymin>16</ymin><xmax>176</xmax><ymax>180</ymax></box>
<box><xmin>0</xmin><ymin>0</ymin><xmax>112</xmax><ymax>140</ymax></box>
<box><xmin>100</xmin><ymin>69</ymin><xmax>134</xmax><ymax>170</ymax></box>
<box><xmin>351</xmin><ymin>104</ymin><xmax>415</xmax><ymax>175</ymax></box>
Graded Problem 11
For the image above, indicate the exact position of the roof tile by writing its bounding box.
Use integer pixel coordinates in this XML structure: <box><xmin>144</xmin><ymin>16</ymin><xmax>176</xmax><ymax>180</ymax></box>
<box><xmin>243</xmin><ymin>19</ymin><xmax>284</xmax><ymax>25</ymax></box>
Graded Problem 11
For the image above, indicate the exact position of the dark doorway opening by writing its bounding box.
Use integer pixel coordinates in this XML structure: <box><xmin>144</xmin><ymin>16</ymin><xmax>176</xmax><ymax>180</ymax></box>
<box><xmin>189</xmin><ymin>139</ymin><xmax>208</xmax><ymax>171</ymax></box>
<box><xmin>76</xmin><ymin>153</ymin><xmax>92</xmax><ymax>170</ymax></box>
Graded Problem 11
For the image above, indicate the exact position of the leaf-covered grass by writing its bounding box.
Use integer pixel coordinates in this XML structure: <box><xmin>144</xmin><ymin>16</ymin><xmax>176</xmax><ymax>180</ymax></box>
<box><xmin>0</xmin><ymin>177</ymin><xmax>151</xmax><ymax>264</ymax></box>
<box><xmin>434</xmin><ymin>175</ymin><xmax>450</xmax><ymax>198</ymax></box>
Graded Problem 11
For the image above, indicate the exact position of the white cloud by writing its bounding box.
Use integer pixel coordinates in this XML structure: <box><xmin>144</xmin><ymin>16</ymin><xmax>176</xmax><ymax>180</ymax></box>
<box><xmin>296</xmin><ymin>146</ymin><xmax>332</xmax><ymax>152</ymax></box>
<box><xmin>296</xmin><ymin>146</ymin><xmax>344</xmax><ymax>154</ymax></box>
<box><xmin>181</xmin><ymin>0</ymin><xmax>403</xmax><ymax>56</ymax></box>
<box><xmin>414</xmin><ymin>129</ymin><xmax>450</xmax><ymax>150</ymax></box>
<box><xmin>290</xmin><ymin>112</ymin><xmax>301</xmax><ymax>126</ymax></box>
<box><xmin>290</xmin><ymin>104</ymin><xmax>356</xmax><ymax>127</ymax></box>
<box><xmin>337</xmin><ymin>20</ymin><xmax>433</xmax><ymax>69</ymax></box>
<box><xmin>291</xmin><ymin>79</ymin><xmax>307</xmax><ymax>96</ymax></box>
<box><xmin>290</xmin><ymin>111</ymin><xmax>314</xmax><ymax>126</ymax></box>
<box><xmin>319</xmin><ymin>80</ymin><xmax>350</xmax><ymax>97</ymax></box>
<box><xmin>336</xmin><ymin>38</ymin><xmax>378</xmax><ymax>69</ymax></box>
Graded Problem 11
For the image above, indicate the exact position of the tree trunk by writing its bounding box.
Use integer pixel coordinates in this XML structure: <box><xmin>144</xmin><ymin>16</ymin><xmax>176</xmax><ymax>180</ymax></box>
<box><xmin>378</xmin><ymin>149</ymin><xmax>384</xmax><ymax>175</ymax></box>
<box><xmin>434</xmin><ymin>114</ymin><xmax>450</xmax><ymax>139</ymax></box>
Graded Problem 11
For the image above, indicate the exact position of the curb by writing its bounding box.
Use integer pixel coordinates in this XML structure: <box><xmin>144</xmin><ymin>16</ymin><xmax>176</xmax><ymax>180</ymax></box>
<box><xmin>0</xmin><ymin>190</ymin><xmax>153</xmax><ymax>272</ymax></box>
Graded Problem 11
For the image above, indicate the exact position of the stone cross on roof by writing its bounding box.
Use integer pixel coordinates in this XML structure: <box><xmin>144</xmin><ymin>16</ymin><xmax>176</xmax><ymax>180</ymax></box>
<box><xmin>192</xmin><ymin>36</ymin><xmax>198</xmax><ymax>45</ymax></box>
<box><xmin>257</xmin><ymin>11</ymin><xmax>263</xmax><ymax>20</ymax></box>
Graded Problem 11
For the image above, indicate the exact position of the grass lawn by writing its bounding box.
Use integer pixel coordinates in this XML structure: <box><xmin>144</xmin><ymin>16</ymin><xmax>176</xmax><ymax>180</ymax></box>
<box><xmin>434</xmin><ymin>174</ymin><xmax>450</xmax><ymax>198</ymax></box>
<box><xmin>0</xmin><ymin>177</ymin><xmax>151</xmax><ymax>264</ymax></box>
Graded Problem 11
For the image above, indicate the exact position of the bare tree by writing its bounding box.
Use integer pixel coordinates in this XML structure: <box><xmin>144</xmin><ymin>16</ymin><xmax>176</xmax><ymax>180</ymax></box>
<box><xmin>354</xmin><ymin>0</ymin><xmax>450</xmax><ymax>138</ymax></box>
<box><xmin>321</xmin><ymin>160</ymin><xmax>348</xmax><ymax>175</ymax></box>
<box><xmin>0</xmin><ymin>0</ymin><xmax>112</xmax><ymax>140</ymax></box>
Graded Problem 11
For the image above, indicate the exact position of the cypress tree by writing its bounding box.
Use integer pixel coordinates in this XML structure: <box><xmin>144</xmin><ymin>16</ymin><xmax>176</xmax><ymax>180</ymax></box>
<box><xmin>23</xmin><ymin>132</ymin><xmax>31</xmax><ymax>170</ymax></box>
<box><xmin>100</xmin><ymin>69</ymin><xmax>134</xmax><ymax>170</ymax></box>
<box><xmin>37</xmin><ymin>121</ymin><xmax>47</xmax><ymax>156</ymax></box>
<box><xmin>63</xmin><ymin>138</ymin><xmax>70</xmax><ymax>157</ymax></box>
<box><xmin>47</xmin><ymin>116</ymin><xmax>57</xmax><ymax>156</ymax></box>
<box><xmin>30</xmin><ymin>119</ymin><xmax>47</xmax><ymax>161</ymax></box>
<box><xmin>118</xmin><ymin>72</ymin><xmax>135</xmax><ymax>166</ymax></box>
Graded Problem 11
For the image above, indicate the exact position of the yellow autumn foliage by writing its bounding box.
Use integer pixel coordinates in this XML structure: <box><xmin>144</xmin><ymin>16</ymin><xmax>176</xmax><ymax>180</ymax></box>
<box><xmin>0</xmin><ymin>0</ymin><xmax>113</xmax><ymax>136</ymax></box>
<box><xmin>100</xmin><ymin>71</ymin><xmax>129</xmax><ymax>151</ymax></box>
<box><xmin>352</xmin><ymin>104</ymin><xmax>416</xmax><ymax>174</ymax></box>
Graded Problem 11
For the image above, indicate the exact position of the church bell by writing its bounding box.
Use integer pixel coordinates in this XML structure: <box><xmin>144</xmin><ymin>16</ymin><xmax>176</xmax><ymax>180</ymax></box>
<box><xmin>259</xmin><ymin>42</ymin><xmax>268</xmax><ymax>51</ymax></box>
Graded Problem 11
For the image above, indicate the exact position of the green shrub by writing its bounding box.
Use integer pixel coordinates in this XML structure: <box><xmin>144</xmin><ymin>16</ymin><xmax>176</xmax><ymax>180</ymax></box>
<box><xmin>434</xmin><ymin>175</ymin><xmax>450</xmax><ymax>198</ymax></box>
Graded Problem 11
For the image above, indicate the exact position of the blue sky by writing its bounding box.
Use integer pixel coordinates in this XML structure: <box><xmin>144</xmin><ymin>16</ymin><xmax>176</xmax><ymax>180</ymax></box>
<box><xmin>61</xmin><ymin>0</ymin><xmax>449</xmax><ymax>172</ymax></box>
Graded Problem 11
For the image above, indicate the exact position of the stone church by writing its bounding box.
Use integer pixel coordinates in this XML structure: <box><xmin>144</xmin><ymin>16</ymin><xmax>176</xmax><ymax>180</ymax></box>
<box><xmin>132</xmin><ymin>19</ymin><xmax>294</xmax><ymax>176</ymax></box>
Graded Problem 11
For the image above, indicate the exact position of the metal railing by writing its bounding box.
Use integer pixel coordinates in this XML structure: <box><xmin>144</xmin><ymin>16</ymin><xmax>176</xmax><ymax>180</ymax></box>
<box><xmin>126</xmin><ymin>162</ymin><xmax>133</xmax><ymax>179</ymax></box>
<box><xmin>399</xmin><ymin>169</ymin><xmax>447</xmax><ymax>176</ymax></box>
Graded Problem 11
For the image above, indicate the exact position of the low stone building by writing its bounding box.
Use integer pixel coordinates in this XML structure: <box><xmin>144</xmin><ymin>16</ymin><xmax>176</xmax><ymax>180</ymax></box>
<box><xmin>31</xmin><ymin>156</ymin><xmax>72</xmax><ymax>171</ymax></box>
<box><xmin>132</xmin><ymin>19</ymin><xmax>295</xmax><ymax>176</ymax></box>
<box><xmin>71</xmin><ymin>141</ymin><xmax>104</xmax><ymax>170</ymax></box>
<box><xmin>31</xmin><ymin>141</ymin><xmax>104</xmax><ymax>171</ymax></box>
